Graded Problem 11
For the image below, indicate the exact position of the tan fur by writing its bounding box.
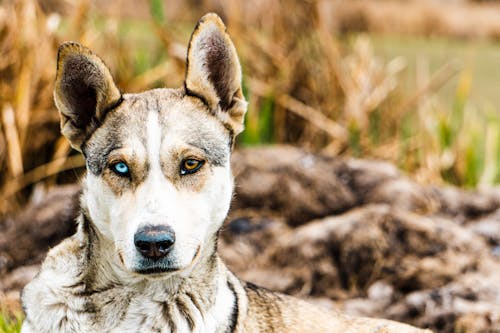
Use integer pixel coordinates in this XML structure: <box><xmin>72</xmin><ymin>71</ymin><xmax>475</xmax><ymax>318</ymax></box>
<box><xmin>22</xmin><ymin>13</ymin><xmax>432</xmax><ymax>333</ymax></box>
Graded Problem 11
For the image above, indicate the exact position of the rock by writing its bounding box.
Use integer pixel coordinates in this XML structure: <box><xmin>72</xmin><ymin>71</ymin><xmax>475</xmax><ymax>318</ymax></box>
<box><xmin>232</xmin><ymin>146</ymin><xmax>358</xmax><ymax>226</ymax></box>
<box><xmin>386</xmin><ymin>264</ymin><xmax>500</xmax><ymax>331</ymax></box>
<box><xmin>467</xmin><ymin>208</ymin><xmax>500</xmax><ymax>245</ymax></box>
<box><xmin>367</xmin><ymin>280</ymin><xmax>394</xmax><ymax>306</ymax></box>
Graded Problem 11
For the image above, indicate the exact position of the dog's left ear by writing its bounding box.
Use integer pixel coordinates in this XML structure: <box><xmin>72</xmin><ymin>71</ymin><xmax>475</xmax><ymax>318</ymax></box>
<box><xmin>185</xmin><ymin>13</ymin><xmax>247</xmax><ymax>137</ymax></box>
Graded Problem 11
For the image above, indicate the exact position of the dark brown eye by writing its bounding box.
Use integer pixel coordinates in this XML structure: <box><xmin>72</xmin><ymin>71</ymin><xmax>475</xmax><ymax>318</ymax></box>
<box><xmin>180</xmin><ymin>159</ymin><xmax>204</xmax><ymax>175</ymax></box>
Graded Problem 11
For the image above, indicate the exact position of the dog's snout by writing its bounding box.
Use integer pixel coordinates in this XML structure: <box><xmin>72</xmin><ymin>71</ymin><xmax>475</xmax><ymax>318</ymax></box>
<box><xmin>134</xmin><ymin>225</ymin><xmax>175</xmax><ymax>260</ymax></box>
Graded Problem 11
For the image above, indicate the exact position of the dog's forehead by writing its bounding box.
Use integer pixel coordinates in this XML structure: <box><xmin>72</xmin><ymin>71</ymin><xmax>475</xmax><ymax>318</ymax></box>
<box><xmin>120</xmin><ymin>88</ymin><xmax>226</xmax><ymax>137</ymax></box>
<box><xmin>84</xmin><ymin>88</ymin><xmax>230</xmax><ymax>175</ymax></box>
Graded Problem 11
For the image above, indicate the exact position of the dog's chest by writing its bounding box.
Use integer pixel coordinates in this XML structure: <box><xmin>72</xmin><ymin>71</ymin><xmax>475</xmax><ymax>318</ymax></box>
<box><xmin>24</xmin><ymin>275</ymin><xmax>210</xmax><ymax>333</ymax></box>
<box><xmin>72</xmin><ymin>284</ymin><xmax>232</xmax><ymax>333</ymax></box>
<box><xmin>28</xmin><ymin>286</ymin><xmax>219</xmax><ymax>333</ymax></box>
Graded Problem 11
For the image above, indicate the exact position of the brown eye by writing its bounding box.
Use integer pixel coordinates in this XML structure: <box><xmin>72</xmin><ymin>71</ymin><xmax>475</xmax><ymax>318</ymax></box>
<box><xmin>180</xmin><ymin>159</ymin><xmax>204</xmax><ymax>175</ymax></box>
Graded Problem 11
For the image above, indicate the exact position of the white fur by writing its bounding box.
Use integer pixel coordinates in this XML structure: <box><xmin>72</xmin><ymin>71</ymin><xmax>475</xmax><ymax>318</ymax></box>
<box><xmin>83</xmin><ymin>109</ymin><xmax>233</xmax><ymax>280</ymax></box>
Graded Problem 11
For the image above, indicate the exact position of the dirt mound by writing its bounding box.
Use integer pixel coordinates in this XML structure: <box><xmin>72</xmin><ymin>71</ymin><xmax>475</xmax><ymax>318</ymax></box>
<box><xmin>0</xmin><ymin>185</ymin><xmax>79</xmax><ymax>274</ymax></box>
<box><xmin>2</xmin><ymin>145</ymin><xmax>500</xmax><ymax>332</ymax></box>
<box><xmin>221</xmin><ymin>205</ymin><xmax>500</xmax><ymax>332</ymax></box>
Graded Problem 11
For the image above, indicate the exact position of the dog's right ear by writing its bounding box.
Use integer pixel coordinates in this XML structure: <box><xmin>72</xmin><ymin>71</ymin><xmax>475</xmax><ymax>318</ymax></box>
<box><xmin>54</xmin><ymin>42</ymin><xmax>122</xmax><ymax>151</ymax></box>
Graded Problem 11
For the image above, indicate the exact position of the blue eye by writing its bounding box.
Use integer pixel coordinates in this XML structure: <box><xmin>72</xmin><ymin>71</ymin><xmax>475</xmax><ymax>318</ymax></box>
<box><xmin>112</xmin><ymin>162</ymin><xmax>130</xmax><ymax>176</ymax></box>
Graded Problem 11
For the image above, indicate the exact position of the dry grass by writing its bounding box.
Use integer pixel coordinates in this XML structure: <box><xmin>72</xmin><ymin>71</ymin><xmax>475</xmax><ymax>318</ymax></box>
<box><xmin>1</xmin><ymin>0</ymin><xmax>500</xmax><ymax>216</ymax></box>
<box><xmin>1</xmin><ymin>1</ymin><xmax>61</xmax><ymax>213</ymax></box>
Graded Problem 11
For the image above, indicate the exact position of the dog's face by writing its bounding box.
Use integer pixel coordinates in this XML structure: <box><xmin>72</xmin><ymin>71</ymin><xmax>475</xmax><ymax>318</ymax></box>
<box><xmin>82</xmin><ymin>91</ymin><xmax>235</xmax><ymax>275</ymax></box>
<box><xmin>53</xmin><ymin>14</ymin><xmax>246</xmax><ymax>276</ymax></box>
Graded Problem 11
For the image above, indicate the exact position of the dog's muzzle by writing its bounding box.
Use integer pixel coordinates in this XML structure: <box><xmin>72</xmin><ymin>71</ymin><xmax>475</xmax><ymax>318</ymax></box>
<box><xmin>134</xmin><ymin>225</ymin><xmax>175</xmax><ymax>260</ymax></box>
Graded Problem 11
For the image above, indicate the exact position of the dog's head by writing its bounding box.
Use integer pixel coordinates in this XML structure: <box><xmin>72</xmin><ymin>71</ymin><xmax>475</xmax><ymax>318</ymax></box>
<box><xmin>53</xmin><ymin>14</ymin><xmax>246</xmax><ymax>277</ymax></box>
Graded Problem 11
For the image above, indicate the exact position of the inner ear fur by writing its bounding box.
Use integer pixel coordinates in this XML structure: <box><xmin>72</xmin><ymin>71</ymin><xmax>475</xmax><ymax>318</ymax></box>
<box><xmin>185</xmin><ymin>13</ymin><xmax>247</xmax><ymax>137</ymax></box>
<box><xmin>54</xmin><ymin>42</ymin><xmax>122</xmax><ymax>151</ymax></box>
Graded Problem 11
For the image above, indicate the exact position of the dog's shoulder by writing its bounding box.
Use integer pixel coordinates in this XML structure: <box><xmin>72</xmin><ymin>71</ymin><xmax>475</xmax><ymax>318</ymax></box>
<box><xmin>241</xmin><ymin>282</ymin><xmax>431</xmax><ymax>333</ymax></box>
<box><xmin>241</xmin><ymin>282</ymin><xmax>338</xmax><ymax>332</ymax></box>
<box><xmin>21</xmin><ymin>233</ymin><xmax>92</xmax><ymax>332</ymax></box>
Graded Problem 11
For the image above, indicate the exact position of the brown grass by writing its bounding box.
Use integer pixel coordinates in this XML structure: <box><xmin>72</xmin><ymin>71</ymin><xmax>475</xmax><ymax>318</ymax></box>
<box><xmin>1</xmin><ymin>1</ymin><xmax>61</xmax><ymax>213</ymax></box>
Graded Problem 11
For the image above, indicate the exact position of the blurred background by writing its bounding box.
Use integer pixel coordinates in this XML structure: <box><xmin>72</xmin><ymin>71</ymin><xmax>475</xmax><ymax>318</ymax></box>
<box><xmin>3</xmin><ymin>0</ymin><xmax>500</xmax><ymax>214</ymax></box>
<box><xmin>2</xmin><ymin>0</ymin><xmax>500</xmax><ymax>331</ymax></box>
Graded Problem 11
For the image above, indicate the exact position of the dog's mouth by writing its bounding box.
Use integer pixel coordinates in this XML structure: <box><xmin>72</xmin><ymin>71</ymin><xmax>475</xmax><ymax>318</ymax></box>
<box><xmin>134</xmin><ymin>265</ymin><xmax>181</xmax><ymax>275</ymax></box>
<box><xmin>131</xmin><ymin>246</ymin><xmax>201</xmax><ymax>276</ymax></box>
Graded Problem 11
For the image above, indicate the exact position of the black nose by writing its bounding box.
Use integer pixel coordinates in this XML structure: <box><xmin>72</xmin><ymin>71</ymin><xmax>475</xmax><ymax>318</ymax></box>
<box><xmin>134</xmin><ymin>225</ymin><xmax>176</xmax><ymax>260</ymax></box>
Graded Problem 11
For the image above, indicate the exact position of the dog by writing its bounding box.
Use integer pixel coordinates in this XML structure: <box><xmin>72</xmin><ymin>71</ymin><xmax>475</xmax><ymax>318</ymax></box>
<box><xmin>21</xmin><ymin>13</ymin><xmax>432</xmax><ymax>333</ymax></box>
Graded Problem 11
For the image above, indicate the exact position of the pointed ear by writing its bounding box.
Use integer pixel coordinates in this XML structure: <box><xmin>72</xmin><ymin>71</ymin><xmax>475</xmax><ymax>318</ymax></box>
<box><xmin>54</xmin><ymin>42</ymin><xmax>122</xmax><ymax>151</ymax></box>
<box><xmin>185</xmin><ymin>13</ymin><xmax>247</xmax><ymax>137</ymax></box>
